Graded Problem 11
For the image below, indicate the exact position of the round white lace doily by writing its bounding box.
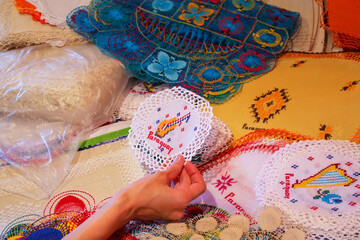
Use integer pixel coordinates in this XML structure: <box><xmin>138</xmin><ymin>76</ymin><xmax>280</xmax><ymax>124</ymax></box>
<box><xmin>192</xmin><ymin>116</ymin><xmax>233</xmax><ymax>167</ymax></box>
<box><xmin>256</xmin><ymin>140</ymin><xmax>360</xmax><ymax>234</ymax></box>
<box><xmin>129</xmin><ymin>87</ymin><xmax>213</xmax><ymax>172</ymax></box>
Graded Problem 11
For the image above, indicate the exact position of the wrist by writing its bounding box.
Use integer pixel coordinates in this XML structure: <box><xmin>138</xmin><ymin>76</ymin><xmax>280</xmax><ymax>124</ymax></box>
<box><xmin>111</xmin><ymin>189</ymin><xmax>138</xmax><ymax>224</ymax></box>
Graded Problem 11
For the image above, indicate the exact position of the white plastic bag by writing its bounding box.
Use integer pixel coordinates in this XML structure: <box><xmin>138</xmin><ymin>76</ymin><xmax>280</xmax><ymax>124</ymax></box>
<box><xmin>0</xmin><ymin>43</ymin><xmax>129</xmax><ymax>198</ymax></box>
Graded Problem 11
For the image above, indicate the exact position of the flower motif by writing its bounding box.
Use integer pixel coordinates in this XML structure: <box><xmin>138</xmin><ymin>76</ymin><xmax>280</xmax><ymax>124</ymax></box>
<box><xmin>95</xmin><ymin>6</ymin><xmax>131</xmax><ymax>25</ymax></box>
<box><xmin>313</xmin><ymin>190</ymin><xmax>343</xmax><ymax>205</ymax></box>
<box><xmin>237</xmin><ymin>50</ymin><xmax>267</xmax><ymax>72</ymax></box>
<box><xmin>72</xmin><ymin>9</ymin><xmax>96</xmax><ymax>33</ymax></box>
<box><xmin>152</xmin><ymin>0</ymin><xmax>174</xmax><ymax>12</ymax></box>
<box><xmin>252</xmin><ymin>29</ymin><xmax>282</xmax><ymax>48</ymax></box>
<box><xmin>179</xmin><ymin>3</ymin><xmax>214</xmax><ymax>26</ymax></box>
<box><xmin>218</xmin><ymin>16</ymin><xmax>244</xmax><ymax>35</ymax></box>
<box><xmin>110</xmin><ymin>33</ymin><xmax>152</xmax><ymax>63</ymax></box>
<box><xmin>232</xmin><ymin>0</ymin><xmax>256</xmax><ymax>11</ymax></box>
<box><xmin>147</xmin><ymin>51</ymin><xmax>187</xmax><ymax>81</ymax></box>
<box><xmin>266</xmin><ymin>8</ymin><xmax>295</xmax><ymax>23</ymax></box>
<box><xmin>199</xmin><ymin>0</ymin><xmax>220</xmax><ymax>3</ymax></box>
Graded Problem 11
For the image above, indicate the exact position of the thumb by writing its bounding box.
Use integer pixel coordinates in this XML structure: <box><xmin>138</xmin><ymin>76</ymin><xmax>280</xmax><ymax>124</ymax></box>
<box><xmin>165</xmin><ymin>155</ymin><xmax>185</xmax><ymax>181</ymax></box>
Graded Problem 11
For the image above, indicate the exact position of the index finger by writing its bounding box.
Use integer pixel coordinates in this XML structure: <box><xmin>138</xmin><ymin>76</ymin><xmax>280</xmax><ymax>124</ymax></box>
<box><xmin>184</xmin><ymin>161</ymin><xmax>206</xmax><ymax>199</ymax></box>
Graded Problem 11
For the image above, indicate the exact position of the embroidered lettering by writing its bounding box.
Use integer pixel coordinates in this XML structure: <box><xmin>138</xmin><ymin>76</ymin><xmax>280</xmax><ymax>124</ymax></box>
<box><xmin>224</xmin><ymin>192</ymin><xmax>256</xmax><ymax>224</ymax></box>
<box><xmin>242</xmin><ymin>123</ymin><xmax>266</xmax><ymax>131</ymax></box>
<box><xmin>147</xmin><ymin>131</ymin><xmax>174</xmax><ymax>154</ymax></box>
<box><xmin>283</xmin><ymin>173</ymin><xmax>294</xmax><ymax>199</ymax></box>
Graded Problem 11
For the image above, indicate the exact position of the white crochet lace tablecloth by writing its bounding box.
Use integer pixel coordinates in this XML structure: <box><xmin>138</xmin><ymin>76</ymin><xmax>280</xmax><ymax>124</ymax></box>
<box><xmin>256</xmin><ymin>140</ymin><xmax>360</xmax><ymax>238</ymax></box>
<box><xmin>0</xmin><ymin>122</ymin><xmax>146</xmax><ymax>232</ymax></box>
<box><xmin>192</xmin><ymin>138</ymin><xmax>288</xmax><ymax>225</ymax></box>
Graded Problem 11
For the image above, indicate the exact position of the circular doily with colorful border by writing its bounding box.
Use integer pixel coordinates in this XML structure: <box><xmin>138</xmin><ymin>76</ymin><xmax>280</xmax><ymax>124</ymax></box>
<box><xmin>256</xmin><ymin>140</ymin><xmax>360</xmax><ymax>231</ymax></box>
<box><xmin>129</xmin><ymin>87</ymin><xmax>213</xmax><ymax>172</ymax></box>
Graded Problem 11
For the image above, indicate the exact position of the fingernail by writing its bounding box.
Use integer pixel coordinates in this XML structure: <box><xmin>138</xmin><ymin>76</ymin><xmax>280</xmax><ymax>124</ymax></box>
<box><xmin>175</xmin><ymin>154</ymin><xmax>184</xmax><ymax>162</ymax></box>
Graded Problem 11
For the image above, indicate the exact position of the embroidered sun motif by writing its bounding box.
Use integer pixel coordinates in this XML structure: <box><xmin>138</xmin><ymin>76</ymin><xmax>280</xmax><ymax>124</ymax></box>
<box><xmin>250</xmin><ymin>88</ymin><xmax>290</xmax><ymax>123</ymax></box>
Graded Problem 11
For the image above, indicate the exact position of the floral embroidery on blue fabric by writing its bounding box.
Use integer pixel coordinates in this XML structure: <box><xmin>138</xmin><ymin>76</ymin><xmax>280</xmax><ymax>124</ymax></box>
<box><xmin>147</xmin><ymin>51</ymin><xmax>187</xmax><ymax>81</ymax></box>
<box><xmin>95</xmin><ymin>5</ymin><xmax>131</xmax><ymax>25</ymax></box>
<box><xmin>253</xmin><ymin>29</ymin><xmax>282</xmax><ymax>48</ymax></box>
<box><xmin>99</xmin><ymin>31</ymin><xmax>155</xmax><ymax>64</ymax></box>
<box><xmin>179</xmin><ymin>2</ymin><xmax>215</xmax><ymax>26</ymax></box>
<box><xmin>68</xmin><ymin>8</ymin><xmax>99</xmax><ymax>37</ymax></box>
<box><xmin>237</xmin><ymin>50</ymin><xmax>267</xmax><ymax>72</ymax></box>
<box><xmin>218</xmin><ymin>16</ymin><xmax>244</xmax><ymax>35</ymax></box>
<box><xmin>152</xmin><ymin>0</ymin><xmax>174</xmax><ymax>12</ymax></box>
<box><xmin>232</xmin><ymin>0</ymin><xmax>256</xmax><ymax>11</ymax></box>
<box><xmin>67</xmin><ymin>0</ymin><xmax>299</xmax><ymax>104</ymax></box>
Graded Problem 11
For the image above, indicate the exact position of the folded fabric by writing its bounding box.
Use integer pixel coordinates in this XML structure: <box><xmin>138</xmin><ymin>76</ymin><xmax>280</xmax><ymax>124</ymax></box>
<box><xmin>265</xmin><ymin>0</ymin><xmax>325</xmax><ymax>52</ymax></box>
<box><xmin>0</xmin><ymin>44</ymin><xmax>128</xmax><ymax>122</ymax></box>
<box><xmin>0</xmin><ymin>0</ymin><xmax>87</xmax><ymax>50</ymax></box>
<box><xmin>117</xmin><ymin>81</ymin><xmax>170</xmax><ymax>121</ymax></box>
<box><xmin>14</xmin><ymin>0</ymin><xmax>46</xmax><ymax>24</ymax></box>
<box><xmin>67</xmin><ymin>0</ymin><xmax>299</xmax><ymax>104</ymax></box>
<box><xmin>316</xmin><ymin>0</ymin><xmax>360</xmax><ymax>51</ymax></box>
<box><xmin>22</xmin><ymin>0</ymin><xmax>91</xmax><ymax>28</ymax></box>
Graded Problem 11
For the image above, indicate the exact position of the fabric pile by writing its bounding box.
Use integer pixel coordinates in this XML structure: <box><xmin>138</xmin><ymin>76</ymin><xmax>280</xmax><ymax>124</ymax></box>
<box><xmin>0</xmin><ymin>1</ymin><xmax>359</xmax><ymax>240</ymax></box>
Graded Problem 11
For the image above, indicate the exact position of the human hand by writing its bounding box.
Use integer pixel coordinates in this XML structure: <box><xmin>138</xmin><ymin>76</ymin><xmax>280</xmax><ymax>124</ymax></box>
<box><xmin>64</xmin><ymin>155</ymin><xmax>205</xmax><ymax>240</ymax></box>
<box><xmin>117</xmin><ymin>154</ymin><xmax>206</xmax><ymax>221</ymax></box>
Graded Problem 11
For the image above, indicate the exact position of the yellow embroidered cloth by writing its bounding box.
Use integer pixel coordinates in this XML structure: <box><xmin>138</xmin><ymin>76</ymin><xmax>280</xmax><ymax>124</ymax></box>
<box><xmin>212</xmin><ymin>52</ymin><xmax>360</xmax><ymax>140</ymax></box>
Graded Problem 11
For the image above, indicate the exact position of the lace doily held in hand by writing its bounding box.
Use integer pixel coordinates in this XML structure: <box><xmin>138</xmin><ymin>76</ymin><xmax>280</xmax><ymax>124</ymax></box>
<box><xmin>192</xmin><ymin>116</ymin><xmax>233</xmax><ymax>167</ymax></box>
<box><xmin>129</xmin><ymin>87</ymin><xmax>213</xmax><ymax>172</ymax></box>
<box><xmin>66</xmin><ymin>0</ymin><xmax>300</xmax><ymax>104</ymax></box>
<box><xmin>256</xmin><ymin>140</ymin><xmax>360</xmax><ymax>234</ymax></box>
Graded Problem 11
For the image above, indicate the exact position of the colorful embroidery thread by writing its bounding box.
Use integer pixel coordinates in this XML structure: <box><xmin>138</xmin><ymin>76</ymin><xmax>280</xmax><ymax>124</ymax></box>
<box><xmin>313</xmin><ymin>189</ymin><xmax>343</xmax><ymax>205</ymax></box>
<box><xmin>292</xmin><ymin>164</ymin><xmax>357</xmax><ymax>189</ymax></box>
<box><xmin>250</xmin><ymin>88</ymin><xmax>290</xmax><ymax>123</ymax></box>
<box><xmin>340</xmin><ymin>80</ymin><xmax>360</xmax><ymax>91</ymax></box>
<box><xmin>212</xmin><ymin>172</ymin><xmax>238</xmax><ymax>194</ymax></box>
<box><xmin>67</xmin><ymin>0</ymin><xmax>299</xmax><ymax>104</ymax></box>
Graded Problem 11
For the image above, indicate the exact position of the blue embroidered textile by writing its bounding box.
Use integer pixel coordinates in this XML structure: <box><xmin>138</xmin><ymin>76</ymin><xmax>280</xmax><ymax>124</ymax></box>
<box><xmin>67</xmin><ymin>0</ymin><xmax>299</xmax><ymax>104</ymax></box>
